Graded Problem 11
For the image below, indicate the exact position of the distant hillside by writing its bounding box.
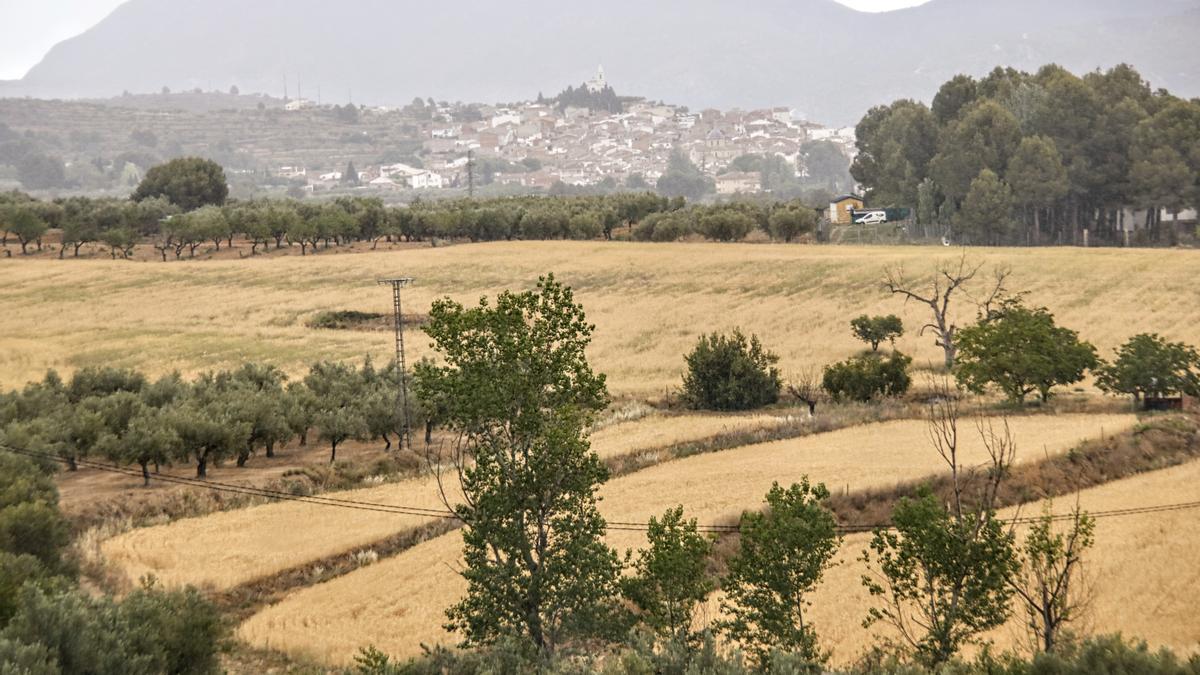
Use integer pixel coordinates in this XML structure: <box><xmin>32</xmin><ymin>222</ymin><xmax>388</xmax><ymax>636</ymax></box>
<box><xmin>3</xmin><ymin>0</ymin><xmax>1199</xmax><ymax>124</ymax></box>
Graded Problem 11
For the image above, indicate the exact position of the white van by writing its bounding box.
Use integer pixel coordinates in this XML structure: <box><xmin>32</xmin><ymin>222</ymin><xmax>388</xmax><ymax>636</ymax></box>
<box><xmin>854</xmin><ymin>211</ymin><xmax>887</xmax><ymax>225</ymax></box>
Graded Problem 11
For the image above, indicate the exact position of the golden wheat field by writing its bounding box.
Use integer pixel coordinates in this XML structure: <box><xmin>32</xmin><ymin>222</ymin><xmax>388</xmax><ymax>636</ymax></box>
<box><xmin>101</xmin><ymin>410</ymin><xmax>791</xmax><ymax>590</ymax></box>
<box><xmin>237</xmin><ymin>413</ymin><xmax>1135</xmax><ymax>665</ymax></box>
<box><xmin>2</xmin><ymin>243</ymin><xmax>1199</xmax><ymax>396</ymax></box>
<box><xmin>801</xmin><ymin>458</ymin><xmax>1200</xmax><ymax>661</ymax></box>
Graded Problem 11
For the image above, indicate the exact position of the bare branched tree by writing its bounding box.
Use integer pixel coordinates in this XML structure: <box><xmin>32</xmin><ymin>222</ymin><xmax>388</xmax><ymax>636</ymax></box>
<box><xmin>1010</xmin><ymin>498</ymin><xmax>1096</xmax><ymax>654</ymax></box>
<box><xmin>787</xmin><ymin>367</ymin><xmax>824</xmax><ymax>417</ymax></box>
<box><xmin>883</xmin><ymin>253</ymin><xmax>1011</xmax><ymax>370</ymax></box>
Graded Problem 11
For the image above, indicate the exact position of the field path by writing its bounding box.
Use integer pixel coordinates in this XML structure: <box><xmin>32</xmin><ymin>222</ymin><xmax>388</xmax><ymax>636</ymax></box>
<box><xmin>238</xmin><ymin>413</ymin><xmax>1133</xmax><ymax>665</ymax></box>
<box><xmin>102</xmin><ymin>412</ymin><xmax>789</xmax><ymax>590</ymax></box>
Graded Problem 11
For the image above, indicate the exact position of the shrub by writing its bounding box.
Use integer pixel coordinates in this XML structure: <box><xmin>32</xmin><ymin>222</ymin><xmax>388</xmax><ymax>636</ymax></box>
<box><xmin>307</xmin><ymin>310</ymin><xmax>387</xmax><ymax>330</ymax></box>
<box><xmin>682</xmin><ymin>331</ymin><xmax>781</xmax><ymax>411</ymax></box>
<box><xmin>822</xmin><ymin>352</ymin><xmax>912</xmax><ymax>402</ymax></box>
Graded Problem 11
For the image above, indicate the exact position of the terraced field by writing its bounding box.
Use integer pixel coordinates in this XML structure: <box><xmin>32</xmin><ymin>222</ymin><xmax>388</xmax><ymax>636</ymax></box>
<box><xmin>803</xmin><ymin>458</ymin><xmax>1200</xmax><ymax>660</ymax></box>
<box><xmin>236</xmin><ymin>413</ymin><xmax>1134</xmax><ymax>665</ymax></box>
<box><xmin>102</xmin><ymin>411</ymin><xmax>791</xmax><ymax>590</ymax></box>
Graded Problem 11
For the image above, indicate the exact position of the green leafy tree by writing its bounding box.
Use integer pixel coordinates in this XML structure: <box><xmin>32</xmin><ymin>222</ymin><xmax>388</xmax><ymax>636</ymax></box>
<box><xmin>622</xmin><ymin>506</ymin><xmax>714</xmax><ymax>646</ymax></box>
<box><xmin>862</xmin><ymin>394</ymin><xmax>1017</xmax><ymax>666</ymax></box>
<box><xmin>1130</xmin><ymin>147</ymin><xmax>1194</xmax><ymax>239</ymax></box>
<box><xmin>851</xmin><ymin>100</ymin><xmax>938</xmax><ymax>207</ymax></box>
<box><xmin>132</xmin><ymin>157</ymin><xmax>229</xmax><ymax>210</ymax></box>
<box><xmin>110</xmin><ymin>407</ymin><xmax>179</xmax><ymax>486</ymax></box>
<box><xmin>1096</xmin><ymin>333</ymin><xmax>1200</xmax><ymax>402</ymax></box>
<box><xmin>955</xmin><ymin>300</ymin><xmax>1098</xmax><ymax>403</ymax></box>
<box><xmin>850</xmin><ymin>315</ymin><xmax>904</xmax><ymax>351</ymax></box>
<box><xmin>719</xmin><ymin>480</ymin><xmax>839</xmax><ymax>667</ymax></box>
<box><xmin>681</xmin><ymin>331</ymin><xmax>781</xmax><ymax>411</ymax></box>
<box><xmin>414</xmin><ymin>275</ymin><xmax>619</xmax><ymax>656</ymax></box>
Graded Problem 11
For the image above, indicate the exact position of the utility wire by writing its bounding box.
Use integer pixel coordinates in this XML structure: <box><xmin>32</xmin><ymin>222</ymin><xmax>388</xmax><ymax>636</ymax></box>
<box><xmin>4</xmin><ymin>443</ymin><xmax>1199</xmax><ymax>535</ymax></box>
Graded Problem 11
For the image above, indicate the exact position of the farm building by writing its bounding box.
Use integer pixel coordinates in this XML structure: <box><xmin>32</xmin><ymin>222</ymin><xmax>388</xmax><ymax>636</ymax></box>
<box><xmin>829</xmin><ymin>194</ymin><xmax>864</xmax><ymax>224</ymax></box>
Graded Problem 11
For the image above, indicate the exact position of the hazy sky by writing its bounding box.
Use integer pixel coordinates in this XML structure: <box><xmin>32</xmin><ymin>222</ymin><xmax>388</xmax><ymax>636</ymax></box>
<box><xmin>0</xmin><ymin>0</ymin><xmax>933</xmax><ymax>80</ymax></box>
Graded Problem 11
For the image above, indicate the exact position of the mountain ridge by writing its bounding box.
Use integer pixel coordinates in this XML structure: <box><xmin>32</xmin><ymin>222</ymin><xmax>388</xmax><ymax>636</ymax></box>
<box><xmin>4</xmin><ymin>0</ymin><xmax>1199</xmax><ymax>124</ymax></box>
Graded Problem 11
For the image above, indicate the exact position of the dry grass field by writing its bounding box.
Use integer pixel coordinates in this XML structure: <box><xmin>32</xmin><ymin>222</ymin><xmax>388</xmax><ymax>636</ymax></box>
<box><xmin>2</xmin><ymin>242</ymin><xmax>1199</xmax><ymax>397</ymax></box>
<box><xmin>101</xmin><ymin>410</ymin><xmax>791</xmax><ymax>591</ymax></box>
<box><xmin>237</xmin><ymin>413</ymin><xmax>1134</xmax><ymax>665</ymax></box>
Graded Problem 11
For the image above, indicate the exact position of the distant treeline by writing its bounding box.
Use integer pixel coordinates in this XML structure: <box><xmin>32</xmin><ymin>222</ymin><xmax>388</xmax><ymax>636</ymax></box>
<box><xmin>0</xmin><ymin>188</ymin><xmax>827</xmax><ymax>259</ymax></box>
<box><xmin>852</xmin><ymin>63</ymin><xmax>1200</xmax><ymax>246</ymax></box>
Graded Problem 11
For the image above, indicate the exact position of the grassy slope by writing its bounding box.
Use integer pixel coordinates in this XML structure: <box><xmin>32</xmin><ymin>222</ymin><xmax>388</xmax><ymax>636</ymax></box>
<box><xmin>2</xmin><ymin>242</ymin><xmax>1198</xmax><ymax>397</ymax></box>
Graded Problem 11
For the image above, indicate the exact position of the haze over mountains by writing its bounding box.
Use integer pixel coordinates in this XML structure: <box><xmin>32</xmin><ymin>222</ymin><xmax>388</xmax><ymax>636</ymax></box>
<box><xmin>3</xmin><ymin>0</ymin><xmax>1199</xmax><ymax>124</ymax></box>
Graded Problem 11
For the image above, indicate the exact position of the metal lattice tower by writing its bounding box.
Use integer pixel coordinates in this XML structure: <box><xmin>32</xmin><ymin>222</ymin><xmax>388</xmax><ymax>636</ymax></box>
<box><xmin>378</xmin><ymin>277</ymin><xmax>414</xmax><ymax>451</ymax></box>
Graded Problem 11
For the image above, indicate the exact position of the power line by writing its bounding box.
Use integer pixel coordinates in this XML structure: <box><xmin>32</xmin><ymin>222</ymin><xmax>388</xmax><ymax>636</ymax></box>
<box><xmin>3</xmin><ymin>443</ymin><xmax>1199</xmax><ymax>535</ymax></box>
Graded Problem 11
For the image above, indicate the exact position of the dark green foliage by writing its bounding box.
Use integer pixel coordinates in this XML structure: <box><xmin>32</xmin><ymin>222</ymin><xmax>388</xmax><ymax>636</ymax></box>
<box><xmin>822</xmin><ymin>352</ymin><xmax>912</xmax><ymax>402</ymax></box>
<box><xmin>553</xmin><ymin>83</ymin><xmax>623</xmax><ymax>114</ymax></box>
<box><xmin>415</xmin><ymin>275</ymin><xmax>619</xmax><ymax>655</ymax></box>
<box><xmin>681</xmin><ymin>331</ymin><xmax>781</xmax><ymax>411</ymax></box>
<box><xmin>852</xmin><ymin>63</ymin><xmax>1200</xmax><ymax>246</ymax></box>
<box><xmin>632</xmin><ymin>211</ymin><xmax>692</xmax><ymax>242</ymax></box>
<box><xmin>696</xmin><ymin>211</ymin><xmax>754</xmax><ymax>242</ymax></box>
<box><xmin>767</xmin><ymin>207</ymin><xmax>817</xmax><ymax>242</ymax></box>
<box><xmin>954</xmin><ymin>300</ymin><xmax>1098</xmax><ymax>403</ymax></box>
<box><xmin>657</xmin><ymin>150</ymin><xmax>715</xmax><ymax>201</ymax></box>
<box><xmin>850</xmin><ymin>315</ymin><xmax>904</xmax><ymax>352</ymax></box>
<box><xmin>957</xmin><ymin>168</ymin><xmax>1014</xmax><ymax>245</ymax></box>
<box><xmin>719</xmin><ymin>480</ymin><xmax>839</xmax><ymax>668</ymax></box>
<box><xmin>622</xmin><ymin>506</ymin><xmax>714</xmax><ymax>645</ymax></box>
<box><xmin>0</xmin><ymin>582</ymin><xmax>227</xmax><ymax>675</ymax></box>
<box><xmin>0</xmin><ymin>204</ymin><xmax>47</xmax><ymax>254</ymax></box>
<box><xmin>0</xmin><ymin>503</ymin><xmax>70</xmax><ymax>572</ymax></box>
<box><xmin>1096</xmin><ymin>333</ymin><xmax>1200</xmax><ymax>401</ymax></box>
<box><xmin>0</xmin><ymin>454</ymin><xmax>69</xmax><ymax>579</ymax></box>
<box><xmin>132</xmin><ymin>157</ymin><xmax>229</xmax><ymax>210</ymax></box>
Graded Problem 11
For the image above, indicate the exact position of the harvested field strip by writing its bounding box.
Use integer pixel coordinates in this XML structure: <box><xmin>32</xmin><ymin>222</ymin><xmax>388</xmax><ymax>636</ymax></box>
<box><xmin>102</xmin><ymin>411</ymin><xmax>792</xmax><ymax>591</ymax></box>
<box><xmin>237</xmin><ymin>413</ymin><xmax>1134</xmax><ymax>665</ymax></box>
<box><xmin>805</xmin><ymin>457</ymin><xmax>1200</xmax><ymax>662</ymax></box>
